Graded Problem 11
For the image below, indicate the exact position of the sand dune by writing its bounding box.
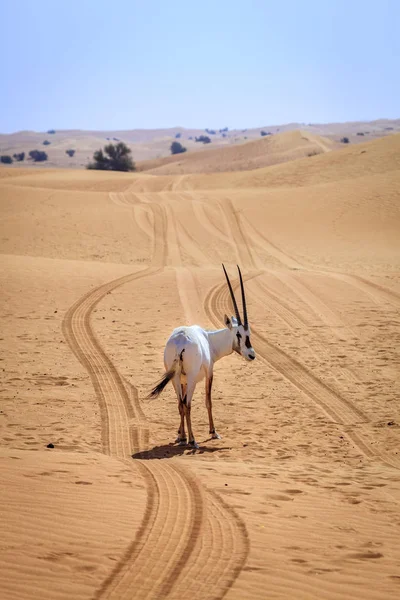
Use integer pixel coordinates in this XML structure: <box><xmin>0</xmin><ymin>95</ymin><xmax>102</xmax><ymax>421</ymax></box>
<box><xmin>1</xmin><ymin>119</ymin><xmax>399</xmax><ymax>169</ymax></box>
<box><xmin>137</xmin><ymin>130</ymin><xmax>337</xmax><ymax>175</ymax></box>
<box><xmin>1</xmin><ymin>131</ymin><xmax>400</xmax><ymax>599</ymax></box>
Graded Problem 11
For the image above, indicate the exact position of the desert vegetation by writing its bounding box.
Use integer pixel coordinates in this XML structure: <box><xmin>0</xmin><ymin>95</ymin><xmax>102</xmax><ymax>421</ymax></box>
<box><xmin>195</xmin><ymin>135</ymin><xmax>211</xmax><ymax>144</ymax></box>
<box><xmin>29</xmin><ymin>150</ymin><xmax>48</xmax><ymax>162</ymax></box>
<box><xmin>87</xmin><ymin>142</ymin><xmax>135</xmax><ymax>171</ymax></box>
<box><xmin>170</xmin><ymin>141</ymin><xmax>187</xmax><ymax>155</ymax></box>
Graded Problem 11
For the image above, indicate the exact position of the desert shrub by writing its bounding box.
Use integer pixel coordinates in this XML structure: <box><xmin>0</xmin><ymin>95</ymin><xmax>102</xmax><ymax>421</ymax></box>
<box><xmin>205</xmin><ymin>129</ymin><xmax>216</xmax><ymax>135</ymax></box>
<box><xmin>170</xmin><ymin>141</ymin><xmax>187</xmax><ymax>155</ymax></box>
<box><xmin>1</xmin><ymin>155</ymin><xmax>13</xmax><ymax>164</ymax></box>
<box><xmin>357</xmin><ymin>132</ymin><xmax>364</xmax><ymax>136</ymax></box>
<box><xmin>43</xmin><ymin>140</ymin><xmax>51</xmax><ymax>145</ymax></box>
<box><xmin>47</xmin><ymin>129</ymin><xmax>56</xmax><ymax>134</ymax></box>
<box><xmin>65</xmin><ymin>149</ymin><xmax>75</xmax><ymax>157</ymax></box>
<box><xmin>222</xmin><ymin>133</ymin><xmax>227</xmax><ymax>137</ymax></box>
<box><xmin>29</xmin><ymin>150</ymin><xmax>48</xmax><ymax>162</ymax></box>
<box><xmin>260</xmin><ymin>130</ymin><xmax>271</xmax><ymax>136</ymax></box>
<box><xmin>219</xmin><ymin>127</ymin><xmax>228</xmax><ymax>133</ymax></box>
<box><xmin>175</xmin><ymin>133</ymin><xmax>182</xmax><ymax>139</ymax></box>
<box><xmin>113</xmin><ymin>137</ymin><xmax>120</xmax><ymax>141</ymax></box>
<box><xmin>340</xmin><ymin>137</ymin><xmax>350</xmax><ymax>144</ymax></box>
<box><xmin>307</xmin><ymin>150</ymin><xmax>319</xmax><ymax>157</ymax></box>
<box><xmin>195</xmin><ymin>135</ymin><xmax>211</xmax><ymax>144</ymax></box>
<box><xmin>13</xmin><ymin>152</ymin><xmax>25</xmax><ymax>162</ymax></box>
<box><xmin>87</xmin><ymin>142</ymin><xmax>135</xmax><ymax>171</ymax></box>
<box><xmin>188</xmin><ymin>136</ymin><xmax>193</xmax><ymax>140</ymax></box>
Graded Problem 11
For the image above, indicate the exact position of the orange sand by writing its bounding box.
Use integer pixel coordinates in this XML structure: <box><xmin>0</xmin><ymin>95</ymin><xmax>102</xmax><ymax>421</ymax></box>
<box><xmin>1</xmin><ymin>132</ymin><xmax>400</xmax><ymax>599</ymax></box>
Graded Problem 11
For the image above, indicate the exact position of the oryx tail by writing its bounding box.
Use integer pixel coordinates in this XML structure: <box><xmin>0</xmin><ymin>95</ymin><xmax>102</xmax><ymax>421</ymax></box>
<box><xmin>147</xmin><ymin>350</ymin><xmax>184</xmax><ymax>398</ymax></box>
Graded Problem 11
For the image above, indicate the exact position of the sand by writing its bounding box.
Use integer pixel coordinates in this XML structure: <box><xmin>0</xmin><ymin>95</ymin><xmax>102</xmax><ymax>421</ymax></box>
<box><xmin>1</xmin><ymin>132</ymin><xmax>400</xmax><ymax>599</ymax></box>
<box><xmin>1</xmin><ymin>119</ymin><xmax>399</xmax><ymax>170</ymax></box>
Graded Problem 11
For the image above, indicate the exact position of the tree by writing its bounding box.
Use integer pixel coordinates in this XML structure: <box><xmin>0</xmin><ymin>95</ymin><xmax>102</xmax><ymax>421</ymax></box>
<box><xmin>341</xmin><ymin>137</ymin><xmax>350</xmax><ymax>144</ymax></box>
<box><xmin>170</xmin><ymin>141</ymin><xmax>187</xmax><ymax>155</ymax></box>
<box><xmin>87</xmin><ymin>142</ymin><xmax>135</xmax><ymax>171</ymax></box>
<box><xmin>65</xmin><ymin>149</ymin><xmax>75</xmax><ymax>157</ymax></box>
<box><xmin>29</xmin><ymin>150</ymin><xmax>48</xmax><ymax>162</ymax></box>
<box><xmin>43</xmin><ymin>140</ymin><xmax>51</xmax><ymax>145</ymax></box>
<box><xmin>13</xmin><ymin>152</ymin><xmax>25</xmax><ymax>162</ymax></box>
<box><xmin>47</xmin><ymin>129</ymin><xmax>56</xmax><ymax>134</ymax></box>
<box><xmin>195</xmin><ymin>135</ymin><xmax>211</xmax><ymax>144</ymax></box>
<box><xmin>1</xmin><ymin>155</ymin><xmax>13</xmax><ymax>164</ymax></box>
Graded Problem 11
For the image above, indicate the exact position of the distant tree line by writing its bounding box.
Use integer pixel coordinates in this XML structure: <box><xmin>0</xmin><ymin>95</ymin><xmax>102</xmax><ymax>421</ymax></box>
<box><xmin>1</xmin><ymin>150</ymin><xmax>48</xmax><ymax>164</ymax></box>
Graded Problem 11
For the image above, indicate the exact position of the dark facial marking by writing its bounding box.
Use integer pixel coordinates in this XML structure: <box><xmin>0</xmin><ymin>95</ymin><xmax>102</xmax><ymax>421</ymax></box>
<box><xmin>245</xmin><ymin>336</ymin><xmax>252</xmax><ymax>349</ymax></box>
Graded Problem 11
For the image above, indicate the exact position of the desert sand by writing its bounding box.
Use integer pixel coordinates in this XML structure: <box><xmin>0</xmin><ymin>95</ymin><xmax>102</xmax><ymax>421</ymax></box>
<box><xmin>1</xmin><ymin>132</ymin><xmax>400</xmax><ymax>599</ymax></box>
<box><xmin>1</xmin><ymin>119</ymin><xmax>399</xmax><ymax>170</ymax></box>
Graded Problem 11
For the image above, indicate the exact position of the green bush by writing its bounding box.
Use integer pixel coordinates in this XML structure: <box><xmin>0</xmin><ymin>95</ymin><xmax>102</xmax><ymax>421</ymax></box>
<box><xmin>87</xmin><ymin>142</ymin><xmax>135</xmax><ymax>171</ymax></box>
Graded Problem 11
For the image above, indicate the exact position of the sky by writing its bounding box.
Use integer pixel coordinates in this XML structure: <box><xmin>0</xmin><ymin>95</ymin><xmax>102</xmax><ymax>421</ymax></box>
<box><xmin>1</xmin><ymin>0</ymin><xmax>399</xmax><ymax>133</ymax></box>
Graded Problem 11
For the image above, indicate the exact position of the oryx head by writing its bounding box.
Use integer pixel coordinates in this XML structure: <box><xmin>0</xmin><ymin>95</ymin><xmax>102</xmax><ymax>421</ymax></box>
<box><xmin>222</xmin><ymin>264</ymin><xmax>256</xmax><ymax>362</ymax></box>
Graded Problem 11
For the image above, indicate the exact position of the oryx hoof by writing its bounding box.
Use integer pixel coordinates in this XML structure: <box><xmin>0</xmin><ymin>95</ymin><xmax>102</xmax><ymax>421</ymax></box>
<box><xmin>211</xmin><ymin>431</ymin><xmax>221</xmax><ymax>440</ymax></box>
<box><xmin>188</xmin><ymin>440</ymin><xmax>199</xmax><ymax>449</ymax></box>
<box><xmin>176</xmin><ymin>436</ymin><xmax>187</xmax><ymax>445</ymax></box>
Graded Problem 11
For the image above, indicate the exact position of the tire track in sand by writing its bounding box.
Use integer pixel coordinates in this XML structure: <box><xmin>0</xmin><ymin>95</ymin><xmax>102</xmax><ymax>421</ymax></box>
<box><xmin>62</xmin><ymin>267</ymin><xmax>207</xmax><ymax>600</ymax></box>
<box><xmin>204</xmin><ymin>278</ymin><xmax>400</xmax><ymax>471</ymax></box>
<box><xmin>63</xmin><ymin>271</ymin><xmax>248</xmax><ymax>594</ymax></box>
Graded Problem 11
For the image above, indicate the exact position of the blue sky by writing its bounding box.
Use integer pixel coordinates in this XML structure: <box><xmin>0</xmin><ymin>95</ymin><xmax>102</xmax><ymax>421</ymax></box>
<box><xmin>1</xmin><ymin>0</ymin><xmax>399</xmax><ymax>132</ymax></box>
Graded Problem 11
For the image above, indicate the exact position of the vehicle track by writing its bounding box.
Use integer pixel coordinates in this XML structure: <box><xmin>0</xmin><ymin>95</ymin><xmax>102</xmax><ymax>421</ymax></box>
<box><xmin>249</xmin><ymin>276</ymin><xmax>359</xmax><ymax>387</ymax></box>
<box><xmin>218</xmin><ymin>197</ymin><xmax>257</xmax><ymax>269</ymax></box>
<box><xmin>204</xmin><ymin>277</ymin><xmax>400</xmax><ymax>470</ymax></box>
<box><xmin>62</xmin><ymin>242</ymin><xmax>249</xmax><ymax>596</ymax></box>
<box><xmin>62</xmin><ymin>267</ymin><xmax>208</xmax><ymax>599</ymax></box>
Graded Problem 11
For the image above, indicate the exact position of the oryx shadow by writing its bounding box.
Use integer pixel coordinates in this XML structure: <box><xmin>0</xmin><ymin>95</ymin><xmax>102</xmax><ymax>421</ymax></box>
<box><xmin>132</xmin><ymin>440</ymin><xmax>231</xmax><ymax>460</ymax></box>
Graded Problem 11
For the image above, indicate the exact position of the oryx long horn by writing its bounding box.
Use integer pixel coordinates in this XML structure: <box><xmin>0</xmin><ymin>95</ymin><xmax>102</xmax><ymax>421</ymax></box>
<box><xmin>237</xmin><ymin>265</ymin><xmax>248</xmax><ymax>329</ymax></box>
<box><xmin>222</xmin><ymin>264</ymin><xmax>242</xmax><ymax>325</ymax></box>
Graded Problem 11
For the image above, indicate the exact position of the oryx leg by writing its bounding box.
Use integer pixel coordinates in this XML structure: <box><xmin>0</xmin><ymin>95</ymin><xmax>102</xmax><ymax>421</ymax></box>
<box><xmin>173</xmin><ymin>378</ymin><xmax>187</xmax><ymax>444</ymax></box>
<box><xmin>183</xmin><ymin>379</ymin><xmax>198</xmax><ymax>449</ymax></box>
<box><xmin>177</xmin><ymin>383</ymin><xmax>187</xmax><ymax>444</ymax></box>
<box><xmin>205</xmin><ymin>374</ymin><xmax>221</xmax><ymax>439</ymax></box>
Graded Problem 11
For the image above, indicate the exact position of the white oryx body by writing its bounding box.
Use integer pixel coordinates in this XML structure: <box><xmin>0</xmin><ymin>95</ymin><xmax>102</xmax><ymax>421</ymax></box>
<box><xmin>149</xmin><ymin>265</ymin><xmax>255</xmax><ymax>448</ymax></box>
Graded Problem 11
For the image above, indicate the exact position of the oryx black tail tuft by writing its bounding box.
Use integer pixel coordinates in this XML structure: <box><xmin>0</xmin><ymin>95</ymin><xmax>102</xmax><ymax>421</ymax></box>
<box><xmin>147</xmin><ymin>362</ymin><xmax>177</xmax><ymax>399</ymax></box>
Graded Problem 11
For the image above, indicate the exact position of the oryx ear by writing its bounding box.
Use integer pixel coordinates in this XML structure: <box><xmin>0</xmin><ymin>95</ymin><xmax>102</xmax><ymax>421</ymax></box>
<box><xmin>224</xmin><ymin>314</ymin><xmax>232</xmax><ymax>329</ymax></box>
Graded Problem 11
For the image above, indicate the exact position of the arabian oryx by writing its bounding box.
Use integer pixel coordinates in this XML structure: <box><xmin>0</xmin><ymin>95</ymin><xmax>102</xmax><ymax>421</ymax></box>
<box><xmin>148</xmin><ymin>265</ymin><xmax>255</xmax><ymax>448</ymax></box>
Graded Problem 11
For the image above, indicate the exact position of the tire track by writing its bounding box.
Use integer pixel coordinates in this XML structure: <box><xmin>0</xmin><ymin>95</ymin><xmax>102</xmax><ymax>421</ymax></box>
<box><xmin>62</xmin><ymin>267</ymin><xmax>207</xmax><ymax>599</ymax></box>
<box><xmin>63</xmin><ymin>270</ymin><xmax>249</xmax><ymax>596</ymax></box>
<box><xmin>249</xmin><ymin>276</ymin><xmax>359</xmax><ymax>387</ymax></box>
<box><xmin>204</xmin><ymin>278</ymin><xmax>400</xmax><ymax>470</ymax></box>
<box><xmin>218</xmin><ymin>197</ymin><xmax>258</xmax><ymax>269</ymax></box>
<box><xmin>329</xmin><ymin>271</ymin><xmax>400</xmax><ymax>309</ymax></box>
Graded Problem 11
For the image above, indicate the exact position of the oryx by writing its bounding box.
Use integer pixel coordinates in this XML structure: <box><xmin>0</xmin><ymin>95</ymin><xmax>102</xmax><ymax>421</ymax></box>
<box><xmin>148</xmin><ymin>265</ymin><xmax>255</xmax><ymax>448</ymax></box>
